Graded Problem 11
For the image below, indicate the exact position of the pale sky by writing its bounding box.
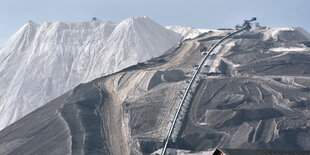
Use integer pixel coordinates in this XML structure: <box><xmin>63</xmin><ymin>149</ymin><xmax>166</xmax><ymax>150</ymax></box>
<box><xmin>0</xmin><ymin>0</ymin><xmax>309</xmax><ymax>47</ymax></box>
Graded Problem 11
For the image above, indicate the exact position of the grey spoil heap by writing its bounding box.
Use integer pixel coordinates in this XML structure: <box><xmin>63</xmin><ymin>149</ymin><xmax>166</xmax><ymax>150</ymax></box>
<box><xmin>1</xmin><ymin>17</ymin><xmax>310</xmax><ymax>155</ymax></box>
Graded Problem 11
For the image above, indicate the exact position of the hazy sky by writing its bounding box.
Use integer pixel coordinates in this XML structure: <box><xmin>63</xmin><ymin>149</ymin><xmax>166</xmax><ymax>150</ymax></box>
<box><xmin>0</xmin><ymin>0</ymin><xmax>309</xmax><ymax>46</ymax></box>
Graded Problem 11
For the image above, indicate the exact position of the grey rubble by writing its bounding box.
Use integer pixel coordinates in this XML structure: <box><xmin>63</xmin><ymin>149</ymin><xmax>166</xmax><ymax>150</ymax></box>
<box><xmin>1</xmin><ymin>27</ymin><xmax>310</xmax><ymax>155</ymax></box>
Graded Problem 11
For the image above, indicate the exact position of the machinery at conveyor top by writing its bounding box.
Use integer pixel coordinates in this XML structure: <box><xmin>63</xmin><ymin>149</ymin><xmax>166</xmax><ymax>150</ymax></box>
<box><xmin>243</xmin><ymin>17</ymin><xmax>257</xmax><ymax>30</ymax></box>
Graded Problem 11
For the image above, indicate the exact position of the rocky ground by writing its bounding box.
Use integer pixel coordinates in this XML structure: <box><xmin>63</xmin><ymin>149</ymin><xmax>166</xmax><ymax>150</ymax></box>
<box><xmin>0</xmin><ymin>27</ymin><xmax>310</xmax><ymax>155</ymax></box>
